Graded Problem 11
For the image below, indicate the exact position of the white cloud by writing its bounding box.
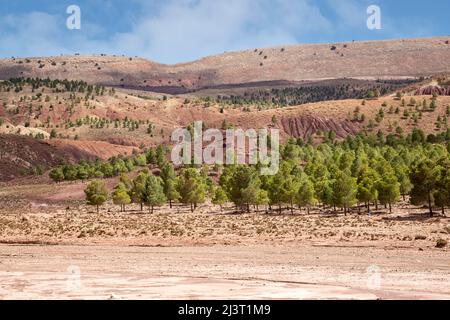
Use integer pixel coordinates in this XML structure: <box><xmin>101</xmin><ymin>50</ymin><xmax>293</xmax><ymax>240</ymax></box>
<box><xmin>110</xmin><ymin>0</ymin><xmax>332</xmax><ymax>63</ymax></box>
<box><xmin>327</xmin><ymin>0</ymin><xmax>368</xmax><ymax>29</ymax></box>
<box><xmin>0</xmin><ymin>0</ymin><xmax>332</xmax><ymax>63</ymax></box>
<box><xmin>0</xmin><ymin>12</ymin><xmax>69</xmax><ymax>58</ymax></box>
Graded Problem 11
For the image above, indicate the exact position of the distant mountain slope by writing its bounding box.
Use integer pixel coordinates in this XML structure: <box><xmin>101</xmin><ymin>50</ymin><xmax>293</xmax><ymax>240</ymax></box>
<box><xmin>1</xmin><ymin>37</ymin><xmax>450</xmax><ymax>93</ymax></box>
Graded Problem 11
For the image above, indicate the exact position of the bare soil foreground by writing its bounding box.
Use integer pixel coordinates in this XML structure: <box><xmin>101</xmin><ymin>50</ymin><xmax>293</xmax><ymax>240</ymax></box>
<box><xmin>0</xmin><ymin>244</ymin><xmax>449</xmax><ymax>300</ymax></box>
<box><xmin>0</xmin><ymin>183</ymin><xmax>450</xmax><ymax>299</ymax></box>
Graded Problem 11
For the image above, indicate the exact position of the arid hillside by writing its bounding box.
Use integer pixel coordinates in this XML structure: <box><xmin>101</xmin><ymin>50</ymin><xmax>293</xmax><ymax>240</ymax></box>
<box><xmin>1</xmin><ymin>37</ymin><xmax>450</xmax><ymax>181</ymax></box>
<box><xmin>2</xmin><ymin>77</ymin><xmax>449</xmax><ymax>145</ymax></box>
<box><xmin>1</xmin><ymin>37</ymin><xmax>450</xmax><ymax>92</ymax></box>
<box><xmin>0</xmin><ymin>134</ymin><xmax>138</xmax><ymax>182</ymax></box>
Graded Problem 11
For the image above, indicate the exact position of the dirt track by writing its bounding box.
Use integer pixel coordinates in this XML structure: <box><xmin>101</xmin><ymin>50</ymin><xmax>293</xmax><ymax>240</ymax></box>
<box><xmin>0</xmin><ymin>244</ymin><xmax>449</xmax><ymax>300</ymax></box>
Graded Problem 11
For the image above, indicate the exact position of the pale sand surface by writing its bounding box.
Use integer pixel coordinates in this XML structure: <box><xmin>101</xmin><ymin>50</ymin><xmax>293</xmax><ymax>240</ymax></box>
<box><xmin>1</xmin><ymin>244</ymin><xmax>449</xmax><ymax>300</ymax></box>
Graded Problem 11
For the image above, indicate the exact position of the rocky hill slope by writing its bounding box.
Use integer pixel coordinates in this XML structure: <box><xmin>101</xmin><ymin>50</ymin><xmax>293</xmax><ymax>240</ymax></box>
<box><xmin>1</xmin><ymin>37</ymin><xmax>450</xmax><ymax>93</ymax></box>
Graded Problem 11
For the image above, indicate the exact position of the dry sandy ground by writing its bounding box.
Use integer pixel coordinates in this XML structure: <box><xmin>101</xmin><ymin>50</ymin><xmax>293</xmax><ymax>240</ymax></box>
<box><xmin>1</xmin><ymin>182</ymin><xmax>450</xmax><ymax>300</ymax></box>
<box><xmin>0</xmin><ymin>244</ymin><xmax>449</xmax><ymax>300</ymax></box>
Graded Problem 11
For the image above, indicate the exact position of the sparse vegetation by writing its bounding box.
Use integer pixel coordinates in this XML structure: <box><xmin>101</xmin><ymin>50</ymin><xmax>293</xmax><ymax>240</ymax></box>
<box><xmin>436</xmin><ymin>238</ymin><xmax>448</xmax><ymax>248</ymax></box>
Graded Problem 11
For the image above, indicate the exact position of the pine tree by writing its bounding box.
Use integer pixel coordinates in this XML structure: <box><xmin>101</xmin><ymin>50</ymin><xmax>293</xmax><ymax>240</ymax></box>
<box><xmin>280</xmin><ymin>165</ymin><xmax>301</xmax><ymax>214</ymax></box>
<box><xmin>119</xmin><ymin>173</ymin><xmax>133</xmax><ymax>192</ymax></box>
<box><xmin>146</xmin><ymin>148</ymin><xmax>156</xmax><ymax>164</ymax></box>
<box><xmin>434</xmin><ymin>161</ymin><xmax>450</xmax><ymax>216</ymax></box>
<box><xmin>160</xmin><ymin>163</ymin><xmax>180</xmax><ymax>208</ymax></box>
<box><xmin>357</xmin><ymin>167</ymin><xmax>379</xmax><ymax>213</ymax></box>
<box><xmin>394</xmin><ymin>165</ymin><xmax>413</xmax><ymax>201</ymax></box>
<box><xmin>240</xmin><ymin>182</ymin><xmax>257</xmax><ymax>213</ymax></box>
<box><xmin>84</xmin><ymin>180</ymin><xmax>108</xmax><ymax>213</ymax></box>
<box><xmin>49</xmin><ymin>167</ymin><xmax>65</xmax><ymax>182</ymax></box>
<box><xmin>177</xmin><ymin>168</ymin><xmax>206</xmax><ymax>212</ymax></box>
<box><xmin>377</xmin><ymin>173</ymin><xmax>401</xmax><ymax>213</ymax></box>
<box><xmin>256</xmin><ymin>189</ymin><xmax>269</xmax><ymax>212</ymax></box>
<box><xmin>144</xmin><ymin>174</ymin><xmax>166</xmax><ymax>214</ymax></box>
<box><xmin>212</xmin><ymin>186</ymin><xmax>228</xmax><ymax>212</ymax></box>
<box><xmin>331</xmin><ymin>170</ymin><xmax>357</xmax><ymax>214</ymax></box>
<box><xmin>131</xmin><ymin>171</ymin><xmax>149</xmax><ymax>211</ymax></box>
<box><xmin>296</xmin><ymin>175</ymin><xmax>316</xmax><ymax>214</ymax></box>
<box><xmin>155</xmin><ymin>145</ymin><xmax>166</xmax><ymax>167</ymax></box>
<box><xmin>268</xmin><ymin>167</ymin><xmax>287</xmax><ymax>213</ymax></box>
<box><xmin>410</xmin><ymin>160</ymin><xmax>440</xmax><ymax>216</ymax></box>
<box><xmin>77</xmin><ymin>166</ymin><xmax>89</xmax><ymax>181</ymax></box>
<box><xmin>315</xmin><ymin>178</ymin><xmax>334</xmax><ymax>208</ymax></box>
<box><xmin>112</xmin><ymin>182</ymin><xmax>131</xmax><ymax>212</ymax></box>
<box><xmin>223</xmin><ymin>165</ymin><xmax>260</xmax><ymax>212</ymax></box>
<box><xmin>50</xmin><ymin>129</ymin><xmax>57</xmax><ymax>138</ymax></box>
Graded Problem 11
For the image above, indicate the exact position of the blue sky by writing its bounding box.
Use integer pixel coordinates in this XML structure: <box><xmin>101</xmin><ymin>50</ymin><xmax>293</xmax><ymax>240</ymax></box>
<box><xmin>0</xmin><ymin>0</ymin><xmax>449</xmax><ymax>64</ymax></box>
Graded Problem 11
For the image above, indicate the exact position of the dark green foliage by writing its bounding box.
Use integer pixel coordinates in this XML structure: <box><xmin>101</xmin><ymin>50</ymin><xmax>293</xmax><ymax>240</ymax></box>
<box><xmin>211</xmin><ymin>79</ymin><xmax>417</xmax><ymax>108</ymax></box>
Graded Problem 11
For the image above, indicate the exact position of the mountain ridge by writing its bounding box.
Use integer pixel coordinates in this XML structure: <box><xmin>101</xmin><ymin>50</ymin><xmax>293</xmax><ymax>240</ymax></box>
<box><xmin>1</xmin><ymin>36</ymin><xmax>450</xmax><ymax>93</ymax></box>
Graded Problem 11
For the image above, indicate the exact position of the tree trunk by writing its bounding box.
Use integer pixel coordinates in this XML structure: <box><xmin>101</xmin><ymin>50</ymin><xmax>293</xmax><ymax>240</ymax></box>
<box><xmin>169</xmin><ymin>200</ymin><xmax>172</xmax><ymax>208</ymax></box>
<box><xmin>389</xmin><ymin>202</ymin><xmax>392</xmax><ymax>213</ymax></box>
<box><xmin>140</xmin><ymin>202</ymin><xmax>143</xmax><ymax>211</ymax></box>
<box><xmin>96</xmin><ymin>205</ymin><xmax>99</xmax><ymax>213</ymax></box>
<box><xmin>428</xmin><ymin>191</ymin><xmax>433</xmax><ymax>217</ymax></box>
<box><xmin>290</xmin><ymin>202</ymin><xmax>294</xmax><ymax>215</ymax></box>
<box><xmin>442</xmin><ymin>206</ymin><xmax>445</xmax><ymax>216</ymax></box>
<box><xmin>247</xmin><ymin>203</ymin><xmax>250</xmax><ymax>213</ymax></box>
<box><xmin>151</xmin><ymin>206</ymin><xmax>154</xmax><ymax>214</ymax></box>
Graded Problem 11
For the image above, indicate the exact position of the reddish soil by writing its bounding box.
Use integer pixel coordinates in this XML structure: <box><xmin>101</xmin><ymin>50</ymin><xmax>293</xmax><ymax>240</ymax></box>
<box><xmin>0</xmin><ymin>135</ymin><xmax>138</xmax><ymax>181</ymax></box>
